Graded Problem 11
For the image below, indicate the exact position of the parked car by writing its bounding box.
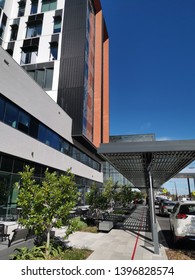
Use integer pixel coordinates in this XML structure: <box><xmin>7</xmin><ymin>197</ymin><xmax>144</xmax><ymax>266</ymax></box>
<box><xmin>154</xmin><ymin>196</ymin><xmax>168</xmax><ymax>208</ymax></box>
<box><xmin>169</xmin><ymin>201</ymin><xmax>195</xmax><ymax>245</ymax></box>
<box><xmin>159</xmin><ymin>200</ymin><xmax>176</xmax><ymax>216</ymax></box>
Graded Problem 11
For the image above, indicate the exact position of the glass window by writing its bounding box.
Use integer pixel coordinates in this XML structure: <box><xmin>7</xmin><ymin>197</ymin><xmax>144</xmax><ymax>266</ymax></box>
<box><xmin>4</xmin><ymin>103</ymin><xmax>18</xmax><ymax>128</ymax></box>
<box><xmin>0</xmin><ymin>0</ymin><xmax>5</xmax><ymax>9</ymax></box>
<box><xmin>0</xmin><ymin>172</ymin><xmax>11</xmax><ymax>209</ymax></box>
<box><xmin>44</xmin><ymin>68</ymin><xmax>53</xmax><ymax>90</ymax></box>
<box><xmin>53</xmin><ymin>17</ymin><xmax>61</xmax><ymax>33</ymax></box>
<box><xmin>26</xmin><ymin>23</ymin><xmax>42</xmax><ymax>38</ymax></box>
<box><xmin>72</xmin><ymin>147</ymin><xmax>80</xmax><ymax>161</ymax></box>
<box><xmin>0</xmin><ymin>96</ymin><xmax>5</xmax><ymax>121</ymax></box>
<box><xmin>51</xmin><ymin>133</ymin><xmax>60</xmax><ymax>150</ymax></box>
<box><xmin>36</xmin><ymin>69</ymin><xmax>44</xmax><ymax>87</ymax></box>
<box><xmin>10</xmin><ymin>26</ymin><xmax>18</xmax><ymax>41</ymax></box>
<box><xmin>27</xmin><ymin>70</ymin><xmax>35</xmax><ymax>79</ymax></box>
<box><xmin>1</xmin><ymin>156</ymin><xmax>13</xmax><ymax>172</ymax></box>
<box><xmin>13</xmin><ymin>159</ymin><xmax>24</xmax><ymax>173</ymax></box>
<box><xmin>38</xmin><ymin>124</ymin><xmax>53</xmax><ymax>146</ymax></box>
<box><xmin>50</xmin><ymin>45</ymin><xmax>58</xmax><ymax>60</ymax></box>
<box><xmin>38</xmin><ymin>124</ymin><xmax>47</xmax><ymax>144</ymax></box>
<box><xmin>18</xmin><ymin>2</ymin><xmax>26</xmax><ymax>17</ymax></box>
<box><xmin>18</xmin><ymin>111</ymin><xmax>30</xmax><ymax>134</ymax></box>
<box><xmin>60</xmin><ymin>140</ymin><xmax>71</xmax><ymax>155</ymax></box>
<box><xmin>20</xmin><ymin>51</ymin><xmax>37</xmax><ymax>65</ymax></box>
<box><xmin>29</xmin><ymin>117</ymin><xmax>39</xmax><ymax>138</ymax></box>
<box><xmin>41</xmin><ymin>0</ymin><xmax>57</xmax><ymax>12</ymax></box>
<box><xmin>30</xmin><ymin>0</ymin><xmax>38</xmax><ymax>14</ymax></box>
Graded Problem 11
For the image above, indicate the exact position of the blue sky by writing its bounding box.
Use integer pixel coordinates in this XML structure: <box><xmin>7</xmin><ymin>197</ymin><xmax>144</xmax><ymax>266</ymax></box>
<box><xmin>101</xmin><ymin>0</ymin><xmax>195</xmax><ymax>141</ymax></box>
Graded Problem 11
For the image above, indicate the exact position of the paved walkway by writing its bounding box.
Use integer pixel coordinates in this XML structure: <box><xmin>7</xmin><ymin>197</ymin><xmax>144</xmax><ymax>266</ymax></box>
<box><xmin>0</xmin><ymin>205</ymin><xmax>168</xmax><ymax>260</ymax></box>
<box><xmin>55</xmin><ymin>205</ymin><xmax>168</xmax><ymax>260</ymax></box>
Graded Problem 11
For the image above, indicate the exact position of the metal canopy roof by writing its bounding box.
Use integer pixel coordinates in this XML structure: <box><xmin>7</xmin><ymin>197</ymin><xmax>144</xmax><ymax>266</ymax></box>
<box><xmin>98</xmin><ymin>140</ymin><xmax>195</xmax><ymax>189</ymax></box>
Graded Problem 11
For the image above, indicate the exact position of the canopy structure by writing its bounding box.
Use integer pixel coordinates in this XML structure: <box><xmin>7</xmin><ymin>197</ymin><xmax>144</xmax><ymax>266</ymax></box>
<box><xmin>174</xmin><ymin>167</ymin><xmax>195</xmax><ymax>178</ymax></box>
<box><xmin>98</xmin><ymin>139</ymin><xmax>195</xmax><ymax>254</ymax></box>
<box><xmin>98</xmin><ymin>140</ymin><xmax>195</xmax><ymax>189</ymax></box>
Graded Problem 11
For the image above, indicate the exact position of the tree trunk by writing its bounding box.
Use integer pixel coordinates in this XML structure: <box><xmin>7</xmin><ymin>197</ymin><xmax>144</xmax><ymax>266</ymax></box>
<box><xmin>46</xmin><ymin>227</ymin><xmax>51</xmax><ymax>256</ymax></box>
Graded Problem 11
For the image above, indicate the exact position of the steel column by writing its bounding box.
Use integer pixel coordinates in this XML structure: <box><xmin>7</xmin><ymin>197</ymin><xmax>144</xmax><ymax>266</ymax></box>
<box><xmin>148</xmin><ymin>171</ymin><xmax>159</xmax><ymax>254</ymax></box>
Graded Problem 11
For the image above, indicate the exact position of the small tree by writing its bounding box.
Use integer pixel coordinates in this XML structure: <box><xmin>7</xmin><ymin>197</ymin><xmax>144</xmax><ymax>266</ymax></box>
<box><xmin>16</xmin><ymin>166</ymin><xmax>78</xmax><ymax>255</ymax></box>
<box><xmin>85</xmin><ymin>184</ymin><xmax>107</xmax><ymax>211</ymax></box>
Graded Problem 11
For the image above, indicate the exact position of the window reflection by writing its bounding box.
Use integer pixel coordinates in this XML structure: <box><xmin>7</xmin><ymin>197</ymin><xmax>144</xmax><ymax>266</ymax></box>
<box><xmin>0</xmin><ymin>94</ymin><xmax>100</xmax><ymax>172</ymax></box>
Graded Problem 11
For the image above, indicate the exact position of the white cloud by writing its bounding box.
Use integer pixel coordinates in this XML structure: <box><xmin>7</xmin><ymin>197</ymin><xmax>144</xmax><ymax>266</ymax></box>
<box><xmin>156</xmin><ymin>136</ymin><xmax>172</xmax><ymax>141</ymax></box>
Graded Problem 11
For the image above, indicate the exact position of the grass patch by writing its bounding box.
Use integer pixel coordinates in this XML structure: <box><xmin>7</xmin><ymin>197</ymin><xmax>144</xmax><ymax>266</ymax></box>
<box><xmin>47</xmin><ymin>248</ymin><xmax>93</xmax><ymax>260</ymax></box>
<box><xmin>79</xmin><ymin>226</ymin><xmax>98</xmax><ymax>233</ymax></box>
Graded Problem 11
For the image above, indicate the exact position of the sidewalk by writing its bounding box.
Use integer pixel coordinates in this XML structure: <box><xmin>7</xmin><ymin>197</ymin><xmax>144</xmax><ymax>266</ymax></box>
<box><xmin>55</xmin><ymin>205</ymin><xmax>168</xmax><ymax>260</ymax></box>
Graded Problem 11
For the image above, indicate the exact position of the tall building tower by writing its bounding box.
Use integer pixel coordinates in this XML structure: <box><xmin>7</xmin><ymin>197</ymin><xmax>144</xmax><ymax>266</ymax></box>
<box><xmin>0</xmin><ymin>0</ymin><xmax>109</xmax><ymax>148</ymax></box>
<box><xmin>0</xmin><ymin>0</ymin><xmax>109</xmax><ymax>220</ymax></box>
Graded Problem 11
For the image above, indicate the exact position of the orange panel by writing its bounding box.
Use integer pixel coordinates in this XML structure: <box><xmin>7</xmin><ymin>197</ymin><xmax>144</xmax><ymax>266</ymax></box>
<box><xmin>93</xmin><ymin>10</ymin><xmax>103</xmax><ymax>148</ymax></box>
<box><xmin>102</xmin><ymin>38</ymin><xmax>109</xmax><ymax>143</ymax></box>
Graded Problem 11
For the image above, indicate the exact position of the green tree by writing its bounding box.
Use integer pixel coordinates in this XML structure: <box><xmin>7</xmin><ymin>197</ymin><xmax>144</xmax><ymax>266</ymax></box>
<box><xmin>115</xmin><ymin>185</ymin><xmax>134</xmax><ymax>207</ymax></box>
<box><xmin>16</xmin><ymin>166</ymin><xmax>78</xmax><ymax>255</ymax></box>
<box><xmin>85</xmin><ymin>184</ymin><xmax>107</xmax><ymax>210</ymax></box>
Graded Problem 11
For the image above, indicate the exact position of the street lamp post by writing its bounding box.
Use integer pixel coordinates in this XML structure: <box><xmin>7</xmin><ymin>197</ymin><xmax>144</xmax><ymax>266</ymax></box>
<box><xmin>170</xmin><ymin>181</ymin><xmax>178</xmax><ymax>201</ymax></box>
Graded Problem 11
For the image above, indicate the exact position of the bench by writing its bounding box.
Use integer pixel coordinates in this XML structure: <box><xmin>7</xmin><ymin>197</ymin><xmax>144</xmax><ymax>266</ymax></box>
<box><xmin>8</xmin><ymin>228</ymin><xmax>29</xmax><ymax>247</ymax></box>
<box><xmin>98</xmin><ymin>221</ymin><xmax>114</xmax><ymax>232</ymax></box>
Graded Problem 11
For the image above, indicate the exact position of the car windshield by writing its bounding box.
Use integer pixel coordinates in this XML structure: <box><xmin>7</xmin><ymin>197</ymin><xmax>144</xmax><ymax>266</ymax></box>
<box><xmin>179</xmin><ymin>204</ymin><xmax>195</xmax><ymax>215</ymax></box>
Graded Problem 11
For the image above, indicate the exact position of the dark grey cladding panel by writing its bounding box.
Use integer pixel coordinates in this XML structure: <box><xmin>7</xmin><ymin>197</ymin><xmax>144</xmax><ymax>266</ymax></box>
<box><xmin>65</xmin><ymin>0</ymin><xmax>87</xmax><ymax>9</ymax></box>
<box><xmin>58</xmin><ymin>87</ymin><xmax>84</xmax><ymax>135</ymax></box>
<box><xmin>57</xmin><ymin>0</ymin><xmax>87</xmax><ymax>136</ymax></box>
<box><xmin>63</xmin><ymin>0</ymin><xmax>87</xmax><ymax>31</ymax></box>
<box><xmin>63</xmin><ymin>29</ymin><xmax>86</xmax><ymax>58</ymax></box>
<box><xmin>58</xmin><ymin>56</ymin><xmax>85</xmax><ymax>88</ymax></box>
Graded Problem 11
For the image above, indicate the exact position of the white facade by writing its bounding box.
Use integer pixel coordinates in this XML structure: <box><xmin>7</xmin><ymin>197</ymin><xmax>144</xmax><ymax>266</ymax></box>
<box><xmin>1</xmin><ymin>0</ymin><xmax>66</xmax><ymax>102</ymax></box>
<box><xmin>0</xmin><ymin>45</ymin><xmax>103</xmax><ymax>183</ymax></box>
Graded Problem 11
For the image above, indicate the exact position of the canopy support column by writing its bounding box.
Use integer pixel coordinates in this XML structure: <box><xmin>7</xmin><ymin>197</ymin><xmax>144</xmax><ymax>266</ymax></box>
<box><xmin>148</xmin><ymin>171</ymin><xmax>159</xmax><ymax>255</ymax></box>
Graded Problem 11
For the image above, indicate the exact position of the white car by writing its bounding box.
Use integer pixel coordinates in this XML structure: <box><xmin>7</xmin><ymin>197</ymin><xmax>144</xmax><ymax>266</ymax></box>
<box><xmin>169</xmin><ymin>201</ymin><xmax>195</xmax><ymax>245</ymax></box>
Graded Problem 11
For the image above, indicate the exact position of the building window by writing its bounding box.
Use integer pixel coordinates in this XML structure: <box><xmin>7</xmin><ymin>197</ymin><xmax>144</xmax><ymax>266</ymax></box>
<box><xmin>27</xmin><ymin>68</ymin><xmax>53</xmax><ymax>90</ymax></box>
<box><xmin>0</xmin><ymin>14</ymin><xmax>7</xmax><ymax>40</ymax></box>
<box><xmin>26</xmin><ymin>23</ymin><xmax>42</xmax><ymax>38</ymax></box>
<box><xmin>0</xmin><ymin>0</ymin><xmax>5</xmax><ymax>9</ymax></box>
<box><xmin>50</xmin><ymin>42</ymin><xmax>58</xmax><ymax>60</ymax></box>
<box><xmin>18</xmin><ymin>1</ymin><xmax>26</xmax><ymax>17</ymax></box>
<box><xmin>0</xmin><ymin>94</ymin><xmax>101</xmax><ymax>172</ymax></box>
<box><xmin>10</xmin><ymin>25</ymin><xmax>18</xmax><ymax>41</ymax></box>
<box><xmin>18</xmin><ymin>111</ymin><xmax>30</xmax><ymax>134</ymax></box>
<box><xmin>41</xmin><ymin>0</ymin><xmax>57</xmax><ymax>12</ymax></box>
<box><xmin>0</xmin><ymin>96</ymin><xmax>5</xmax><ymax>121</ymax></box>
<box><xmin>53</xmin><ymin>16</ymin><xmax>61</xmax><ymax>33</ymax></box>
<box><xmin>20</xmin><ymin>50</ymin><xmax>37</xmax><ymax>64</ymax></box>
<box><xmin>30</xmin><ymin>0</ymin><xmax>38</xmax><ymax>15</ymax></box>
<box><xmin>44</xmin><ymin>68</ymin><xmax>53</xmax><ymax>89</ymax></box>
<box><xmin>4</xmin><ymin>103</ymin><xmax>19</xmax><ymax>128</ymax></box>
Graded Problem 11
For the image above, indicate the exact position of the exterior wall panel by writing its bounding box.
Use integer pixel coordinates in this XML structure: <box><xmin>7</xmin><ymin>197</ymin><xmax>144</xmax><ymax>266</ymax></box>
<box><xmin>102</xmin><ymin>37</ymin><xmax>109</xmax><ymax>143</ymax></box>
<box><xmin>93</xmin><ymin>10</ymin><xmax>103</xmax><ymax>147</ymax></box>
<box><xmin>57</xmin><ymin>0</ymin><xmax>87</xmax><ymax>136</ymax></box>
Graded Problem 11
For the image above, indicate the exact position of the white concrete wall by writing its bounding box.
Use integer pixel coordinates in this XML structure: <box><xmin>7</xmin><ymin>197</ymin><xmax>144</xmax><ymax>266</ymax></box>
<box><xmin>0</xmin><ymin>123</ymin><xmax>103</xmax><ymax>182</ymax></box>
<box><xmin>0</xmin><ymin>46</ymin><xmax>72</xmax><ymax>143</ymax></box>
<box><xmin>0</xmin><ymin>46</ymin><xmax>103</xmax><ymax>183</ymax></box>
<box><xmin>2</xmin><ymin>0</ymin><xmax>65</xmax><ymax>102</ymax></box>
